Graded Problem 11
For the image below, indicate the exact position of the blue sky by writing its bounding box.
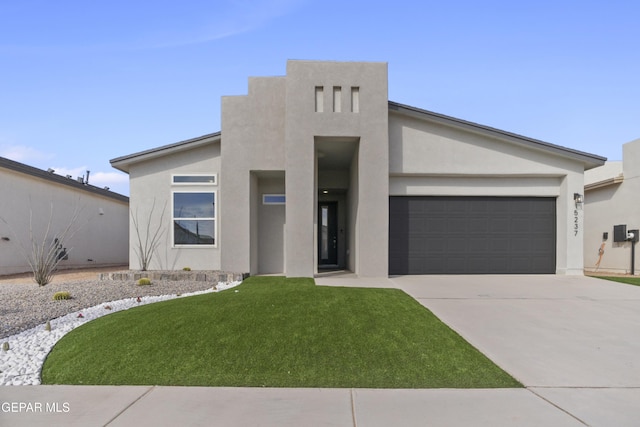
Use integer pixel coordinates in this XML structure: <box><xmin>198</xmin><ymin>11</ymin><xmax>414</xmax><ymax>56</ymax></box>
<box><xmin>1</xmin><ymin>0</ymin><xmax>638</xmax><ymax>196</ymax></box>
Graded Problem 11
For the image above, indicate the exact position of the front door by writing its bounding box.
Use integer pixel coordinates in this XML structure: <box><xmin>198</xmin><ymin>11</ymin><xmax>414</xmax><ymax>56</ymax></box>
<box><xmin>318</xmin><ymin>202</ymin><xmax>338</xmax><ymax>266</ymax></box>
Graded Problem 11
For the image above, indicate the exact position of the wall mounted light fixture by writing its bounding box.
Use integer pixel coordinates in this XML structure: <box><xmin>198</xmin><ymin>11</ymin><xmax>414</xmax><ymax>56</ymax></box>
<box><xmin>574</xmin><ymin>193</ymin><xmax>584</xmax><ymax>206</ymax></box>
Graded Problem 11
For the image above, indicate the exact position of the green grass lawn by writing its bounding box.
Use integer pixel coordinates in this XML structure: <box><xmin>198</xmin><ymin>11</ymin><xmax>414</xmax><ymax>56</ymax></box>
<box><xmin>593</xmin><ymin>276</ymin><xmax>640</xmax><ymax>286</ymax></box>
<box><xmin>41</xmin><ymin>276</ymin><xmax>520</xmax><ymax>388</ymax></box>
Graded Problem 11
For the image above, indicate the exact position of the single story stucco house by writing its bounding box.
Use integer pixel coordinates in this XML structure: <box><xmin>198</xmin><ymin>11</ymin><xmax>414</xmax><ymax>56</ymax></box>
<box><xmin>111</xmin><ymin>60</ymin><xmax>605</xmax><ymax>278</ymax></box>
<box><xmin>584</xmin><ymin>138</ymin><xmax>640</xmax><ymax>275</ymax></box>
<box><xmin>0</xmin><ymin>157</ymin><xmax>129</xmax><ymax>275</ymax></box>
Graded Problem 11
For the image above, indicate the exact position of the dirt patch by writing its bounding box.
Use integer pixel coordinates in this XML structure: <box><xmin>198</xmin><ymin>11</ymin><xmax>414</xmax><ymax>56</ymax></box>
<box><xmin>0</xmin><ymin>265</ymin><xmax>128</xmax><ymax>285</ymax></box>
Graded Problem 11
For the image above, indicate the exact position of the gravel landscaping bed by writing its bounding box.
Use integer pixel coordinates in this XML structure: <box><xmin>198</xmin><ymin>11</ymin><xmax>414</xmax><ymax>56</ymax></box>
<box><xmin>0</xmin><ymin>271</ymin><xmax>237</xmax><ymax>339</ymax></box>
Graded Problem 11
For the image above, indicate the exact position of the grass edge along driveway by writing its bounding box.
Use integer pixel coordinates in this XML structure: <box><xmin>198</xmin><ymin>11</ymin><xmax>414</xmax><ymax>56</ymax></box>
<box><xmin>42</xmin><ymin>276</ymin><xmax>521</xmax><ymax>388</ymax></box>
<box><xmin>594</xmin><ymin>276</ymin><xmax>640</xmax><ymax>287</ymax></box>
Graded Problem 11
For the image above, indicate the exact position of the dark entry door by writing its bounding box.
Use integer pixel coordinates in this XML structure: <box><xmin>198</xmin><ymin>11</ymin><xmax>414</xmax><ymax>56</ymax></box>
<box><xmin>318</xmin><ymin>202</ymin><xmax>338</xmax><ymax>265</ymax></box>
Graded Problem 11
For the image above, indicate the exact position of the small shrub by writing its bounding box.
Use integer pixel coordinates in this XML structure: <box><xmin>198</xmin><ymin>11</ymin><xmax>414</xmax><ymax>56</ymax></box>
<box><xmin>137</xmin><ymin>278</ymin><xmax>152</xmax><ymax>286</ymax></box>
<box><xmin>183</xmin><ymin>267</ymin><xmax>191</xmax><ymax>271</ymax></box>
<box><xmin>45</xmin><ymin>320</ymin><xmax>51</xmax><ymax>332</ymax></box>
<box><xmin>53</xmin><ymin>291</ymin><xmax>71</xmax><ymax>301</ymax></box>
<box><xmin>2</xmin><ymin>342</ymin><xmax>9</xmax><ymax>352</ymax></box>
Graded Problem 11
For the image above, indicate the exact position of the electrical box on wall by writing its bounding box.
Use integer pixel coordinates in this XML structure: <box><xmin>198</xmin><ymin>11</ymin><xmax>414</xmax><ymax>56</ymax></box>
<box><xmin>629</xmin><ymin>229</ymin><xmax>640</xmax><ymax>243</ymax></box>
<box><xmin>614</xmin><ymin>225</ymin><xmax>627</xmax><ymax>242</ymax></box>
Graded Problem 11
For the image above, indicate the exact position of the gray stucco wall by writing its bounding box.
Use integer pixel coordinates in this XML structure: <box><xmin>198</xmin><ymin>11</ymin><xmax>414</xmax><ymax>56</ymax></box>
<box><xmin>256</xmin><ymin>174</ymin><xmax>286</xmax><ymax>274</ymax></box>
<box><xmin>221</xmin><ymin>77</ymin><xmax>286</xmax><ymax>275</ymax></box>
<box><xmin>388</xmin><ymin>111</ymin><xmax>587</xmax><ymax>275</ymax></box>
<box><xmin>0</xmin><ymin>168</ymin><xmax>129</xmax><ymax>275</ymax></box>
<box><xmin>128</xmin><ymin>142</ymin><xmax>221</xmax><ymax>271</ymax></box>
<box><xmin>285</xmin><ymin>61</ymin><xmax>389</xmax><ymax>277</ymax></box>
<box><xmin>584</xmin><ymin>139</ymin><xmax>640</xmax><ymax>274</ymax></box>
<box><xmin>222</xmin><ymin>60</ymin><xmax>389</xmax><ymax>277</ymax></box>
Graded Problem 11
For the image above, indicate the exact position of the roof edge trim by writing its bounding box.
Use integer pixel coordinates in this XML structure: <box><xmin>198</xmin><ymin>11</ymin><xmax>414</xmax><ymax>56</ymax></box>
<box><xmin>585</xmin><ymin>174</ymin><xmax>625</xmax><ymax>191</ymax></box>
<box><xmin>110</xmin><ymin>132</ymin><xmax>221</xmax><ymax>173</ymax></box>
<box><xmin>388</xmin><ymin>101</ymin><xmax>607</xmax><ymax>167</ymax></box>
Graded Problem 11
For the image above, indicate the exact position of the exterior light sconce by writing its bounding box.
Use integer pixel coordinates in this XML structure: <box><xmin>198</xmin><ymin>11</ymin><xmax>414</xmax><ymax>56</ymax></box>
<box><xmin>574</xmin><ymin>193</ymin><xmax>584</xmax><ymax>207</ymax></box>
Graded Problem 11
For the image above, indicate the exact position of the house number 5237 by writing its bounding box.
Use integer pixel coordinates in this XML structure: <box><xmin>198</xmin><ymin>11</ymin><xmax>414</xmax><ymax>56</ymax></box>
<box><xmin>573</xmin><ymin>209</ymin><xmax>579</xmax><ymax>236</ymax></box>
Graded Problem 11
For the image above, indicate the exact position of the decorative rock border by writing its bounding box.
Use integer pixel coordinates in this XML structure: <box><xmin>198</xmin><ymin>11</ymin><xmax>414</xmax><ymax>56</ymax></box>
<box><xmin>98</xmin><ymin>270</ymin><xmax>249</xmax><ymax>283</ymax></box>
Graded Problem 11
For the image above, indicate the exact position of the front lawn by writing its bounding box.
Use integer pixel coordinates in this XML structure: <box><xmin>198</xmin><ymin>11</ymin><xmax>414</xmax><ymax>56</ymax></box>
<box><xmin>42</xmin><ymin>276</ymin><xmax>520</xmax><ymax>388</ymax></box>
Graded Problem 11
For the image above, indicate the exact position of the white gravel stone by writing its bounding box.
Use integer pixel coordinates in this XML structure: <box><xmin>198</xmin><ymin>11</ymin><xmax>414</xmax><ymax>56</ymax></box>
<box><xmin>0</xmin><ymin>280</ymin><xmax>241</xmax><ymax>386</ymax></box>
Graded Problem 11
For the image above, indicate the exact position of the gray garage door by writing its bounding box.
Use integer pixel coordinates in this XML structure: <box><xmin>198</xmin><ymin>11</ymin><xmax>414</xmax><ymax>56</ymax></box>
<box><xmin>389</xmin><ymin>196</ymin><xmax>556</xmax><ymax>274</ymax></box>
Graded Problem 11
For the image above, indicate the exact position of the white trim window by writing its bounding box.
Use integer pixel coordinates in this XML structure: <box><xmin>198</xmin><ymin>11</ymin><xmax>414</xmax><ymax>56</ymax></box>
<box><xmin>171</xmin><ymin>174</ymin><xmax>217</xmax><ymax>247</ymax></box>
<box><xmin>172</xmin><ymin>191</ymin><xmax>216</xmax><ymax>246</ymax></box>
<box><xmin>172</xmin><ymin>174</ymin><xmax>217</xmax><ymax>185</ymax></box>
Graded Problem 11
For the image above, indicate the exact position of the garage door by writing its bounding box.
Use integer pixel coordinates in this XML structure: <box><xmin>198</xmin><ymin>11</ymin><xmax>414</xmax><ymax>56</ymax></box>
<box><xmin>389</xmin><ymin>196</ymin><xmax>556</xmax><ymax>274</ymax></box>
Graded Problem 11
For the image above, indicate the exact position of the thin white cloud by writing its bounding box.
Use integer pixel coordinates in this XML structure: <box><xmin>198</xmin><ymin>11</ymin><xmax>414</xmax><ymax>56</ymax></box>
<box><xmin>89</xmin><ymin>171</ymin><xmax>129</xmax><ymax>188</ymax></box>
<box><xmin>0</xmin><ymin>0</ymin><xmax>308</xmax><ymax>53</ymax></box>
<box><xmin>0</xmin><ymin>144</ymin><xmax>54</xmax><ymax>164</ymax></box>
<box><xmin>136</xmin><ymin>0</ymin><xmax>308</xmax><ymax>49</ymax></box>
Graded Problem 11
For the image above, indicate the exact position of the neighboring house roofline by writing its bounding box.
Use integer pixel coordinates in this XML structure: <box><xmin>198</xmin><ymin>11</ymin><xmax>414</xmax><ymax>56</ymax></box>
<box><xmin>0</xmin><ymin>156</ymin><xmax>129</xmax><ymax>203</ymax></box>
<box><xmin>585</xmin><ymin>174</ymin><xmax>625</xmax><ymax>191</ymax></box>
<box><xmin>388</xmin><ymin>101</ymin><xmax>607</xmax><ymax>169</ymax></box>
<box><xmin>110</xmin><ymin>132</ymin><xmax>221</xmax><ymax>173</ymax></box>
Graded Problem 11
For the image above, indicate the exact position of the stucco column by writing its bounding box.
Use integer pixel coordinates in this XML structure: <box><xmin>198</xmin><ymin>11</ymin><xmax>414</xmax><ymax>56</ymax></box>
<box><xmin>558</xmin><ymin>172</ymin><xmax>585</xmax><ymax>275</ymax></box>
<box><xmin>284</xmin><ymin>138</ymin><xmax>316</xmax><ymax>277</ymax></box>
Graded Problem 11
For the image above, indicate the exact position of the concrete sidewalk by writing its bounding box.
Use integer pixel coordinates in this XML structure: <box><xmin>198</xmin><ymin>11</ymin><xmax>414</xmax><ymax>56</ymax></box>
<box><xmin>0</xmin><ymin>385</ymin><xmax>592</xmax><ymax>426</ymax></box>
<box><xmin>2</xmin><ymin>274</ymin><xmax>639</xmax><ymax>426</ymax></box>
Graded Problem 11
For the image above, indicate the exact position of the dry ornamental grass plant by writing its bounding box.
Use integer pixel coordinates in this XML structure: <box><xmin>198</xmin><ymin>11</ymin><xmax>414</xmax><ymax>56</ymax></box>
<box><xmin>0</xmin><ymin>198</ymin><xmax>90</xmax><ymax>286</ymax></box>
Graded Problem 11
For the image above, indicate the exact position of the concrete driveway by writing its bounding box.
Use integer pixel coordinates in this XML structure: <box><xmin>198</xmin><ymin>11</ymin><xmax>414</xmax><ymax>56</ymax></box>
<box><xmin>390</xmin><ymin>274</ymin><xmax>640</xmax><ymax>426</ymax></box>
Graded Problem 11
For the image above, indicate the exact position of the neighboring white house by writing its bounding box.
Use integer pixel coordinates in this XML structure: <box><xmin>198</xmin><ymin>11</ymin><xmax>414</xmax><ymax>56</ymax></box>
<box><xmin>584</xmin><ymin>138</ymin><xmax>640</xmax><ymax>275</ymax></box>
<box><xmin>0</xmin><ymin>157</ymin><xmax>129</xmax><ymax>276</ymax></box>
<box><xmin>111</xmin><ymin>60</ymin><xmax>606</xmax><ymax>278</ymax></box>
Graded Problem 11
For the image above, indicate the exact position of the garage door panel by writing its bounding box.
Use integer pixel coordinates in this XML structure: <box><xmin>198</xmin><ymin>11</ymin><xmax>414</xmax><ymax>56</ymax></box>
<box><xmin>510</xmin><ymin>238</ymin><xmax>531</xmax><ymax>252</ymax></box>
<box><xmin>490</xmin><ymin>238</ymin><xmax>510</xmax><ymax>252</ymax></box>
<box><xmin>532</xmin><ymin>237</ymin><xmax>555</xmax><ymax>252</ymax></box>
<box><xmin>468</xmin><ymin>238</ymin><xmax>488</xmax><ymax>252</ymax></box>
<box><xmin>424</xmin><ymin>237</ymin><xmax>445</xmax><ymax>252</ymax></box>
<box><xmin>468</xmin><ymin>218</ymin><xmax>488</xmax><ymax>231</ymax></box>
<box><xmin>447</xmin><ymin>218</ymin><xmax>467</xmax><ymax>231</ymax></box>
<box><xmin>447</xmin><ymin>238</ymin><xmax>467</xmax><ymax>253</ymax></box>
<box><xmin>511</xmin><ymin>218</ymin><xmax>532</xmax><ymax>232</ymax></box>
<box><xmin>389</xmin><ymin>196</ymin><xmax>556</xmax><ymax>274</ymax></box>
<box><xmin>426</xmin><ymin>218</ymin><xmax>446</xmax><ymax>232</ymax></box>
<box><xmin>490</xmin><ymin>218</ymin><xmax>509</xmax><ymax>232</ymax></box>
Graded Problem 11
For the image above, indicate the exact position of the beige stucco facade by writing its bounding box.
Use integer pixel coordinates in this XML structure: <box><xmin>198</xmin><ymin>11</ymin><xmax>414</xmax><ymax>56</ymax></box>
<box><xmin>112</xmin><ymin>60</ymin><xmax>605</xmax><ymax>278</ymax></box>
<box><xmin>0</xmin><ymin>158</ymin><xmax>129</xmax><ymax>275</ymax></box>
<box><xmin>584</xmin><ymin>139</ymin><xmax>640</xmax><ymax>274</ymax></box>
